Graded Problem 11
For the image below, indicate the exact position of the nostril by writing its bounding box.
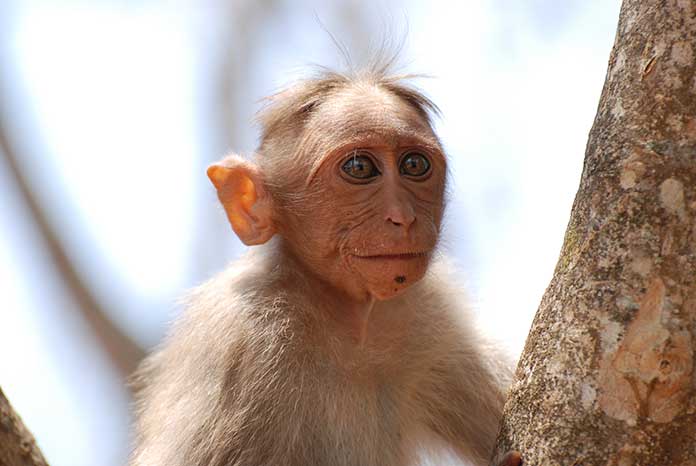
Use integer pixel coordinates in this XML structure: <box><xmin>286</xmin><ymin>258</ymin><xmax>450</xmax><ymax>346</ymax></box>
<box><xmin>384</xmin><ymin>201</ymin><xmax>416</xmax><ymax>228</ymax></box>
<box><xmin>386</xmin><ymin>214</ymin><xmax>416</xmax><ymax>229</ymax></box>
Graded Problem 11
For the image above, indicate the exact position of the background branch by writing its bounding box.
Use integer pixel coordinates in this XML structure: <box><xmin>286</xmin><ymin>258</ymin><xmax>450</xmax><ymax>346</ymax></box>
<box><xmin>0</xmin><ymin>114</ymin><xmax>145</xmax><ymax>379</ymax></box>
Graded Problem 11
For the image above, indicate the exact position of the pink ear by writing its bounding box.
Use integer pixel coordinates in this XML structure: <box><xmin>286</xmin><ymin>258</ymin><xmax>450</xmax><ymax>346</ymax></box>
<box><xmin>207</xmin><ymin>155</ymin><xmax>276</xmax><ymax>245</ymax></box>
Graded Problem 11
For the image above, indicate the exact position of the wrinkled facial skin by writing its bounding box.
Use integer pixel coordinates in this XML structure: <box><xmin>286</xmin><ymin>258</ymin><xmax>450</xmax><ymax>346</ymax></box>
<box><xmin>280</xmin><ymin>86</ymin><xmax>446</xmax><ymax>302</ymax></box>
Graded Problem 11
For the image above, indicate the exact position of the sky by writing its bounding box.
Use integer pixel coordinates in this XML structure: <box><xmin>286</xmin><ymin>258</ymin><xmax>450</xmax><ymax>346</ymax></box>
<box><xmin>0</xmin><ymin>1</ymin><xmax>621</xmax><ymax>465</ymax></box>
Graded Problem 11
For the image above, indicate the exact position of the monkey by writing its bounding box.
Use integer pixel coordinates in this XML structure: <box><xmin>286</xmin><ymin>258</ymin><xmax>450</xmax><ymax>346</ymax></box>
<box><xmin>129</xmin><ymin>62</ymin><xmax>522</xmax><ymax>466</ymax></box>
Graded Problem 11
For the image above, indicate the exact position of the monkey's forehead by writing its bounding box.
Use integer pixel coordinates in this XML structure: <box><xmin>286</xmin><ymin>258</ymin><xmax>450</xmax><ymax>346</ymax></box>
<box><xmin>312</xmin><ymin>84</ymin><xmax>435</xmax><ymax>132</ymax></box>
<box><xmin>301</xmin><ymin>86</ymin><xmax>442</xmax><ymax>160</ymax></box>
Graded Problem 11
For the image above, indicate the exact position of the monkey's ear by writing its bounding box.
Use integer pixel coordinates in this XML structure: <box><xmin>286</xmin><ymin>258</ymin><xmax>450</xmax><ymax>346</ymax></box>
<box><xmin>207</xmin><ymin>155</ymin><xmax>276</xmax><ymax>245</ymax></box>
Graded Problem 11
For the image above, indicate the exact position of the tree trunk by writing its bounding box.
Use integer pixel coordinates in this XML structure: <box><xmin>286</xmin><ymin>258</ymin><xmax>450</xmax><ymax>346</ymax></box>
<box><xmin>492</xmin><ymin>1</ymin><xmax>696</xmax><ymax>465</ymax></box>
<box><xmin>0</xmin><ymin>387</ymin><xmax>49</xmax><ymax>466</ymax></box>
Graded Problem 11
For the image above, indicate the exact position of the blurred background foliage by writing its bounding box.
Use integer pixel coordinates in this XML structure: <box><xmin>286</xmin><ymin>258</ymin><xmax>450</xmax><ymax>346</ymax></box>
<box><xmin>0</xmin><ymin>1</ymin><xmax>620</xmax><ymax>465</ymax></box>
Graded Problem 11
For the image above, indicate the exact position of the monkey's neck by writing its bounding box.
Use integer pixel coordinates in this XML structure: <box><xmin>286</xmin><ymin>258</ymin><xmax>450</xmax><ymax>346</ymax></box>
<box><xmin>307</xmin><ymin>271</ymin><xmax>378</xmax><ymax>346</ymax></box>
<box><xmin>351</xmin><ymin>297</ymin><xmax>376</xmax><ymax>346</ymax></box>
<box><xmin>270</xmin><ymin>238</ymin><xmax>378</xmax><ymax>345</ymax></box>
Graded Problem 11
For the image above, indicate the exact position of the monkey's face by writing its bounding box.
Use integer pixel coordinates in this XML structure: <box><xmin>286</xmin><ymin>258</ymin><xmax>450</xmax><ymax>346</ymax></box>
<box><xmin>285</xmin><ymin>87</ymin><xmax>447</xmax><ymax>302</ymax></box>
<box><xmin>210</xmin><ymin>84</ymin><xmax>447</xmax><ymax>303</ymax></box>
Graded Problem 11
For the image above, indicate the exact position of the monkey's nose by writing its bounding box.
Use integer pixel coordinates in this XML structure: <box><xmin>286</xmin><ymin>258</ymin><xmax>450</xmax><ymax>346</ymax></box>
<box><xmin>386</xmin><ymin>210</ymin><xmax>416</xmax><ymax>229</ymax></box>
<box><xmin>387</xmin><ymin>216</ymin><xmax>413</xmax><ymax>227</ymax></box>
<box><xmin>383</xmin><ymin>186</ymin><xmax>416</xmax><ymax>229</ymax></box>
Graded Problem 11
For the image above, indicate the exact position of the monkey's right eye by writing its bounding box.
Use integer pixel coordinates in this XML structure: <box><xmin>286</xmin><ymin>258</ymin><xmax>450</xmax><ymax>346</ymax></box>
<box><xmin>341</xmin><ymin>153</ymin><xmax>380</xmax><ymax>181</ymax></box>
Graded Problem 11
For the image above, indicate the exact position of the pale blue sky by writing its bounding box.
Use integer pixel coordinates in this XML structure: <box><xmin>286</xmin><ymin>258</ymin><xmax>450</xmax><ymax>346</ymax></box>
<box><xmin>0</xmin><ymin>1</ymin><xmax>621</xmax><ymax>465</ymax></box>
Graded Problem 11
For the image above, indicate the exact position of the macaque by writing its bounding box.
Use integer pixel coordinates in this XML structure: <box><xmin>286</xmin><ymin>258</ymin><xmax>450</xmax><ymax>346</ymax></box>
<box><xmin>130</xmin><ymin>63</ymin><xmax>521</xmax><ymax>466</ymax></box>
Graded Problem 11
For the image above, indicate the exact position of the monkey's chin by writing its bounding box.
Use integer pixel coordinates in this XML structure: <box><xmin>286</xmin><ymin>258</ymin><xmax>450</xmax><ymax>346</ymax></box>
<box><xmin>348</xmin><ymin>253</ymin><xmax>431</xmax><ymax>301</ymax></box>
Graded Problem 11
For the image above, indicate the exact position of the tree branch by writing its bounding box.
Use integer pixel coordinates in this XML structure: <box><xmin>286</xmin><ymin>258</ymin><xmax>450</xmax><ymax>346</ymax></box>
<box><xmin>0</xmin><ymin>114</ymin><xmax>145</xmax><ymax>379</ymax></box>
<box><xmin>0</xmin><ymin>387</ymin><xmax>49</xmax><ymax>466</ymax></box>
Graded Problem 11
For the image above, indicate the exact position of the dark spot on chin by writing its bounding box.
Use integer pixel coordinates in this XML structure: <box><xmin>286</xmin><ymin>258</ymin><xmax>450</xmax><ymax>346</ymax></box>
<box><xmin>395</xmin><ymin>275</ymin><xmax>406</xmax><ymax>284</ymax></box>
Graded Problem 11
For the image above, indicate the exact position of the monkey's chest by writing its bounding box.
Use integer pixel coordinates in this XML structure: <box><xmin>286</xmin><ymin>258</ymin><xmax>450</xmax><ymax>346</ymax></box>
<box><xmin>288</xmin><ymin>348</ymin><xmax>429</xmax><ymax>466</ymax></box>
<box><xmin>256</xmin><ymin>318</ymin><xmax>437</xmax><ymax>466</ymax></box>
<box><xmin>298</xmin><ymin>376</ymin><xmax>413</xmax><ymax>466</ymax></box>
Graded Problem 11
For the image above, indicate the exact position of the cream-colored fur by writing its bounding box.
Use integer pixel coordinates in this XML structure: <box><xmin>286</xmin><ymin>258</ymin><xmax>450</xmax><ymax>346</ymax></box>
<box><xmin>130</xmin><ymin>240</ymin><xmax>511</xmax><ymax>466</ymax></box>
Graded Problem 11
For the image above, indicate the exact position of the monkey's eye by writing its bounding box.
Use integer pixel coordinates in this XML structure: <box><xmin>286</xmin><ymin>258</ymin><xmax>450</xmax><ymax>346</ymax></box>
<box><xmin>400</xmin><ymin>152</ymin><xmax>431</xmax><ymax>178</ymax></box>
<box><xmin>341</xmin><ymin>153</ymin><xmax>380</xmax><ymax>181</ymax></box>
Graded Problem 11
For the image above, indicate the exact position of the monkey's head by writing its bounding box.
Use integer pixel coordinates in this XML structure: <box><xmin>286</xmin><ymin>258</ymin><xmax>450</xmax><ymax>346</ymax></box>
<box><xmin>208</xmin><ymin>71</ymin><xmax>446</xmax><ymax>302</ymax></box>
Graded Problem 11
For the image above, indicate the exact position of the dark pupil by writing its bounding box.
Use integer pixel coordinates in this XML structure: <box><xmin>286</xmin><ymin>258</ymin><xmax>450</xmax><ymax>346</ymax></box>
<box><xmin>343</xmin><ymin>156</ymin><xmax>377</xmax><ymax>179</ymax></box>
<box><xmin>401</xmin><ymin>153</ymin><xmax>430</xmax><ymax>176</ymax></box>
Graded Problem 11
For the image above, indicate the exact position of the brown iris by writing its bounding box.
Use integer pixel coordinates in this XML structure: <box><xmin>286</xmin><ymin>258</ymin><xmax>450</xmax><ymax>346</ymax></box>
<box><xmin>400</xmin><ymin>152</ymin><xmax>431</xmax><ymax>178</ymax></box>
<box><xmin>342</xmin><ymin>152</ymin><xmax>380</xmax><ymax>180</ymax></box>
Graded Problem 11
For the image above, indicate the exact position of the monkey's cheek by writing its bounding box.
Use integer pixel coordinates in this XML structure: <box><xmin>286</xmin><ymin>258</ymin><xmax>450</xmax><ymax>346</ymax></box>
<box><xmin>348</xmin><ymin>256</ymin><xmax>430</xmax><ymax>301</ymax></box>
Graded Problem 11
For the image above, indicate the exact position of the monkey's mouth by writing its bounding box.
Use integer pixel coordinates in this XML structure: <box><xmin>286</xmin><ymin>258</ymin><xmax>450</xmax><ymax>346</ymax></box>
<box><xmin>353</xmin><ymin>251</ymin><xmax>430</xmax><ymax>260</ymax></box>
<box><xmin>347</xmin><ymin>250</ymin><xmax>432</xmax><ymax>298</ymax></box>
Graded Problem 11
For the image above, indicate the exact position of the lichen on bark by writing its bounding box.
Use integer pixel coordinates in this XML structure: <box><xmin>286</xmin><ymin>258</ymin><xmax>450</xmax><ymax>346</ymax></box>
<box><xmin>492</xmin><ymin>1</ymin><xmax>696</xmax><ymax>465</ymax></box>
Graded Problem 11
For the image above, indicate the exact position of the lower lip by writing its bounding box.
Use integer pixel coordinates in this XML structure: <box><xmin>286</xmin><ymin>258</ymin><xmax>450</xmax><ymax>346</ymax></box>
<box><xmin>353</xmin><ymin>252</ymin><xmax>429</xmax><ymax>261</ymax></box>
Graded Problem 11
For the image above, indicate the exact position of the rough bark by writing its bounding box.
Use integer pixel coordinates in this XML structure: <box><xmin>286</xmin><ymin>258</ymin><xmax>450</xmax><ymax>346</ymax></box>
<box><xmin>492</xmin><ymin>1</ymin><xmax>696</xmax><ymax>465</ymax></box>
<box><xmin>0</xmin><ymin>387</ymin><xmax>49</xmax><ymax>466</ymax></box>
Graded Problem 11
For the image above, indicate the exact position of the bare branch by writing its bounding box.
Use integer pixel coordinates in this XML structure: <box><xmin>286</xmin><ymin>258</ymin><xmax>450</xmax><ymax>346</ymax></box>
<box><xmin>0</xmin><ymin>112</ymin><xmax>145</xmax><ymax>380</ymax></box>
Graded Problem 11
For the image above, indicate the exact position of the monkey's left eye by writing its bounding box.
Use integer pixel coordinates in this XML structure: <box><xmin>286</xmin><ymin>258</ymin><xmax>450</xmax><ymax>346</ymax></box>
<box><xmin>341</xmin><ymin>153</ymin><xmax>380</xmax><ymax>181</ymax></box>
<box><xmin>400</xmin><ymin>152</ymin><xmax>431</xmax><ymax>178</ymax></box>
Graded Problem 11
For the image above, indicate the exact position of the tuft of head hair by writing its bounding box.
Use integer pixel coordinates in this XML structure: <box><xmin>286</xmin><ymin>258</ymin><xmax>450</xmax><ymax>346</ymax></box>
<box><xmin>255</xmin><ymin>56</ymin><xmax>440</xmax><ymax>152</ymax></box>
